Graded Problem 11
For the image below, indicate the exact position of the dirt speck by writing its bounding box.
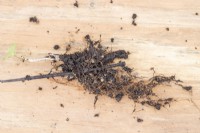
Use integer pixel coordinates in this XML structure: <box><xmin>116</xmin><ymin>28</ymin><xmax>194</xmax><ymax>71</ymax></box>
<box><xmin>132</xmin><ymin>14</ymin><xmax>137</xmax><ymax>19</ymax></box>
<box><xmin>54</xmin><ymin>45</ymin><xmax>60</xmax><ymax>50</ymax></box>
<box><xmin>38</xmin><ymin>87</ymin><xmax>42</xmax><ymax>91</ymax></box>
<box><xmin>166</xmin><ymin>27</ymin><xmax>169</xmax><ymax>31</ymax></box>
<box><xmin>94</xmin><ymin>113</ymin><xmax>99</xmax><ymax>117</ymax></box>
<box><xmin>53</xmin><ymin>86</ymin><xmax>58</xmax><ymax>89</ymax></box>
<box><xmin>132</xmin><ymin>13</ymin><xmax>137</xmax><ymax>26</ymax></box>
<box><xmin>111</xmin><ymin>38</ymin><xmax>114</xmax><ymax>43</ymax></box>
<box><xmin>74</xmin><ymin>1</ymin><xmax>79</xmax><ymax>8</ymax></box>
<box><xmin>60</xmin><ymin>104</ymin><xmax>64</xmax><ymax>108</ymax></box>
<box><xmin>137</xmin><ymin>118</ymin><xmax>143</xmax><ymax>122</ymax></box>
<box><xmin>66</xmin><ymin>118</ymin><xmax>69</xmax><ymax>121</ymax></box>
<box><xmin>29</xmin><ymin>16</ymin><xmax>39</xmax><ymax>24</ymax></box>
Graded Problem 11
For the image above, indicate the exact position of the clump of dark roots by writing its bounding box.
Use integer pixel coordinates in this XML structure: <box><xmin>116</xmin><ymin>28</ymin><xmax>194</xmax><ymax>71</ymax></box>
<box><xmin>0</xmin><ymin>35</ymin><xmax>192</xmax><ymax>110</ymax></box>
<box><xmin>56</xmin><ymin>35</ymin><xmax>192</xmax><ymax>109</ymax></box>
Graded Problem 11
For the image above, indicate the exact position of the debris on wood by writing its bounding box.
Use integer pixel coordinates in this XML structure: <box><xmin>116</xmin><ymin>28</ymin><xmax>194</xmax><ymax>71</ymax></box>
<box><xmin>60</xmin><ymin>103</ymin><xmax>64</xmax><ymax>108</ymax></box>
<box><xmin>111</xmin><ymin>38</ymin><xmax>114</xmax><ymax>43</ymax></box>
<box><xmin>132</xmin><ymin>13</ymin><xmax>137</xmax><ymax>26</ymax></box>
<box><xmin>29</xmin><ymin>16</ymin><xmax>39</xmax><ymax>24</ymax></box>
<box><xmin>54</xmin><ymin>45</ymin><xmax>60</xmax><ymax>50</ymax></box>
<box><xmin>38</xmin><ymin>87</ymin><xmax>43</xmax><ymax>91</ymax></box>
<box><xmin>0</xmin><ymin>35</ymin><xmax>192</xmax><ymax>110</ymax></box>
<box><xmin>137</xmin><ymin>118</ymin><xmax>143</xmax><ymax>122</ymax></box>
<box><xmin>94</xmin><ymin>113</ymin><xmax>99</xmax><ymax>117</ymax></box>
<box><xmin>74</xmin><ymin>1</ymin><xmax>79</xmax><ymax>8</ymax></box>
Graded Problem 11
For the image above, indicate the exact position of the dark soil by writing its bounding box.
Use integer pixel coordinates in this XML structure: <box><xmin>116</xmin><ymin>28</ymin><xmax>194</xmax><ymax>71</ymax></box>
<box><xmin>29</xmin><ymin>16</ymin><xmax>39</xmax><ymax>24</ymax></box>
<box><xmin>0</xmin><ymin>35</ymin><xmax>192</xmax><ymax>110</ymax></box>
<box><xmin>132</xmin><ymin>13</ymin><xmax>137</xmax><ymax>26</ymax></box>
<box><xmin>38</xmin><ymin>87</ymin><xmax>43</xmax><ymax>91</ymax></box>
<box><xmin>60</xmin><ymin>103</ymin><xmax>64</xmax><ymax>108</ymax></box>
<box><xmin>166</xmin><ymin>27</ymin><xmax>169</xmax><ymax>31</ymax></box>
<box><xmin>132</xmin><ymin>14</ymin><xmax>137</xmax><ymax>19</ymax></box>
<box><xmin>54</xmin><ymin>45</ymin><xmax>60</xmax><ymax>50</ymax></box>
<box><xmin>94</xmin><ymin>113</ymin><xmax>99</xmax><ymax>117</ymax></box>
<box><xmin>53</xmin><ymin>86</ymin><xmax>58</xmax><ymax>89</ymax></box>
<box><xmin>137</xmin><ymin>118</ymin><xmax>143</xmax><ymax>122</ymax></box>
<box><xmin>74</xmin><ymin>1</ymin><xmax>79</xmax><ymax>8</ymax></box>
<box><xmin>111</xmin><ymin>38</ymin><xmax>114</xmax><ymax>43</ymax></box>
<box><xmin>55</xmin><ymin>35</ymin><xmax>191</xmax><ymax>109</ymax></box>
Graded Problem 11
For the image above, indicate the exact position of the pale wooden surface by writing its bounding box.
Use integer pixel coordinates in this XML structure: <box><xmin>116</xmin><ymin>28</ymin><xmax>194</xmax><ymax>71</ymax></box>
<box><xmin>0</xmin><ymin>0</ymin><xmax>200</xmax><ymax>133</ymax></box>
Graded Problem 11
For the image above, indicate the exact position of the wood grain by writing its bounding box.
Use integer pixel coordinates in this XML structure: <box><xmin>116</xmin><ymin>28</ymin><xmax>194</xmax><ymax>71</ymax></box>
<box><xmin>0</xmin><ymin>0</ymin><xmax>200</xmax><ymax>133</ymax></box>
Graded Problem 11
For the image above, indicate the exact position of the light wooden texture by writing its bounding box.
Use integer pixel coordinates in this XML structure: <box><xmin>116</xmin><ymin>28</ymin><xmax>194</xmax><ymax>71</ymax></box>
<box><xmin>0</xmin><ymin>0</ymin><xmax>200</xmax><ymax>133</ymax></box>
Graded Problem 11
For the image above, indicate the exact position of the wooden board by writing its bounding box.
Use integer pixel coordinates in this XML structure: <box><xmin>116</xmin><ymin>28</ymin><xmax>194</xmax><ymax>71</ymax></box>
<box><xmin>0</xmin><ymin>0</ymin><xmax>200</xmax><ymax>132</ymax></box>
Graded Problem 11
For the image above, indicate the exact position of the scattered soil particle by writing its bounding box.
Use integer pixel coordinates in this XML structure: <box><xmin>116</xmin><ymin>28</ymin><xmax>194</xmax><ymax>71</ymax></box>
<box><xmin>54</xmin><ymin>45</ymin><xmax>60</xmax><ymax>50</ymax></box>
<box><xmin>137</xmin><ymin>118</ymin><xmax>143</xmax><ymax>122</ymax></box>
<box><xmin>132</xmin><ymin>14</ymin><xmax>137</xmax><ymax>19</ymax></box>
<box><xmin>120</xmin><ymin>27</ymin><xmax>123</xmax><ymax>30</ymax></box>
<box><xmin>132</xmin><ymin>13</ymin><xmax>137</xmax><ymax>26</ymax></box>
<box><xmin>166</xmin><ymin>27</ymin><xmax>169</xmax><ymax>31</ymax></box>
<box><xmin>60</xmin><ymin>103</ymin><xmax>64</xmax><ymax>108</ymax></box>
<box><xmin>110</xmin><ymin>0</ymin><xmax>113</xmax><ymax>3</ymax></box>
<box><xmin>195</xmin><ymin>47</ymin><xmax>197</xmax><ymax>50</ymax></box>
<box><xmin>74</xmin><ymin>1</ymin><xmax>79</xmax><ymax>8</ymax></box>
<box><xmin>38</xmin><ymin>87</ymin><xmax>43</xmax><ymax>91</ymax></box>
<box><xmin>132</xmin><ymin>21</ymin><xmax>137</xmax><ymax>26</ymax></box>
<box><xmin>66</xmin><ymin>118</ymin><xmax>69</xmax><ymax>121</ymax></box>
<box><xmin>94</xmin><ymin>113</ymin><xmax>99</xmax><ymax>117</ymax></box>
<box><xmin>195</xmin><ymin>12</ymin><xmax>199</xmax><ymax>16</ymax></box>
<box><xmin>47</xmin><ymin>30</ymin><xmax>49</xmax><ymax>33</ymax></box>
<box><xmin>111</xmin><ymin>38</ymin><xmax>114</xmax><ymax>43</ymax></box>
<box><xmin>185</xmin><ymin>40</ymin><xmax>187</xmax><ymax>42</ymax></box>
<box><xmin>53</xmin><ymin>86</ymin><xmax>58</xmax><ymax>89</ymax></box>
<box><xmin>29</xmin><ymin>16</ymin><xmax>39</xmax><ymax>24</ymax></box>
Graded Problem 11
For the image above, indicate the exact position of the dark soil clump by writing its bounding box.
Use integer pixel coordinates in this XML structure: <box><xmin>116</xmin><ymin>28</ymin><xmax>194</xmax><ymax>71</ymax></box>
<box><xmin>38</xmin><ymin>87</ymin><xmax>43</xmax><ymax>91</ymax></box>
<box><xmin>29</xmin><ymin>16</ymin><xmax>39</xmax><ymax>24</ymax></box>
<box><xmin>132</xmin><ymin>13</ymin><xmax>137</xmax><ymax>26</ymax></box>
<box><xmin>94</xmin><ymin>113</ymin><xmax>99</xmax><ymax>117</ymax></box>
<box><xmin>54</xmin><ymin>45</ymin><xmax>60</xmax><ymax>50</ymax></box>
<box><xmin>111</xmin><ymin>38</ymin><xmax>114</xmax><ymax>43</ymax></box>
<box><xmin>74</xmin><ymin>1</ymin><xmax>79</xmax><ymax>8</ymax></box>
<box><xmin>137</xmin><ymin>118</ymin><xmax>143</xmax><ymax>122</ymax></box>
<box><xmin>60</xmin><ymin>104</ymin><xmax>64</xmax><ymax>108</ymax></box>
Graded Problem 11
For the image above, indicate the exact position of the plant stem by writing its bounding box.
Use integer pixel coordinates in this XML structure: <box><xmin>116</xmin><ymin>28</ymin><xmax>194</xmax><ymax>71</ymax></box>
<box><xmin>0</xmin><ymin>72</ymin><xmax>72</xmax><ymax>83</ymax></box>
